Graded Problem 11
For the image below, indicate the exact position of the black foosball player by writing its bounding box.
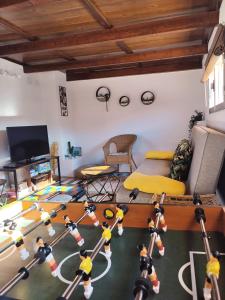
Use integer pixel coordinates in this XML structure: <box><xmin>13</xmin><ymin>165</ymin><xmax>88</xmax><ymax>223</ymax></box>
<box><xmin>76</xmin><ymin>249</ymin><xmax>93</xmax><ymax>299</ymax></box>
<box><xmin>84</xmin><ymin>201</ymin><xmax>99</xmax><ymax>227</ymax></box>
<box><xmin>63</xmin><ymin>215</ymin><xmax>84</xmax><ymax>246</ymax></box>
<box><xmin>203</xmin><ymin>251</ymin><xmax>221</xmax><ymax>300</ymax></box>
<box><xmin>35</xmin><ymin>237</ymin><xmax>58</xmax><ymax>277</ymax></box>
<box><xmin>137</xmin><ymin>244</ymin><xmax>160</xmax><ymax>294</ymax></box>
<box><xmin>153</xmin><ymin>201</ymin><xmax>167</xmax><ymax>232</ymax></box>
<box><xmin>147</xmin><ymin>218</ymin><xmax>165</xmax><ymax>256</ymax></box>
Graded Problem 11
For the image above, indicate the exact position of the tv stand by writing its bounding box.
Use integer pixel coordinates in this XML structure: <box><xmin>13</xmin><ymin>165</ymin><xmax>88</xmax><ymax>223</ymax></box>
<box><xmin>0</xmin><ymin>156</ymin><xmax>61</xmax><ymax>199</ymax></box>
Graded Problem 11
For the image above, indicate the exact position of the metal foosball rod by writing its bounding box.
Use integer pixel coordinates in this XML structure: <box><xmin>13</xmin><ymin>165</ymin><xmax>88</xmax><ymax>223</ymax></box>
<box><xmin>128</xmin><ymin>188</ymin><xmax>139</xmax><ymax>203</ymax></box>
<box><xmin>134</xmin><ymin>192</ymin><xmax>166</xmax><ymax>300</ymax></box>
<box><xmin>0</xmin><ymin>206</ymin><xmax>89</xmax><ymax>297</ymax></box>
<box><xmin>0</xmin><ymin>204</ymin><xmax>67</xmax><ymax>254</ymax></box>
<box><xmin>57</xmin><ymin>190</ymin><xmax>137</xmax><ymax>300</ymax></box>
<box><xmin>193</xmin><ymin>194</ymin><xmax>221</xmax><ymax>300</ymax></box>
<box><xmin>57</xmin><ymin>217</ymin><xmax>121</xmax><ymax>300</ymax></box>
<box><xmin>5</xmin><ymin>203</ymin><xmax>39</xmax><ymax>222</ymax></box>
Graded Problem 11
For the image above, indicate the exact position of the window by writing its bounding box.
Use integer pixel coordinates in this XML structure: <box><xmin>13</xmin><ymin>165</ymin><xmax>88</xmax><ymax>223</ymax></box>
<box><xmin>208</xmin><ymin>54</ymin><xmax>225</xmax><ymax>113</ymax></box>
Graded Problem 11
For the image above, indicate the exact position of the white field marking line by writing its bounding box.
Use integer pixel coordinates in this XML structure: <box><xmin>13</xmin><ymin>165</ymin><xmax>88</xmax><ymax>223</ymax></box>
<box><xmin>179</xmin><ymin>252</ymin><xmax>225</xmax><ymax>299</ymax></box>
<box><xmin>57</xmin><ymin>250</ymin><xmax>111</xmax><ymax>285</ymax></box>
<box><xmin>178</xmin><ymin>262</ymin><xmax>193</xmax><ymax>296</ymax></box>
<box><xmin>190</xmin><ymin>251</ymin><xmax>198</xmax><ymax>300</ymax></box>
<box><xmin>0</xmin><ymin>246</ymin><xmax>16</xmax><ymax>262</ymax></box>
<box><xmin>190</xmin><ymin>251</ymin><xmax>225</xmax><ymax>256</ymax></box>
<box><xmin>189</xmin><ymin>251</ymin><xmax>225</xmax><ymax>300</ymax></box>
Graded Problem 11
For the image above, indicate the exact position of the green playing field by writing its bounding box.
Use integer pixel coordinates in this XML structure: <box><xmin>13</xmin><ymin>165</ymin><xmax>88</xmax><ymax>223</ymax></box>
<box><xmin>0</xmin><ymin>224</ymin><xmax>224</xmax><ymax>300</ymax></box>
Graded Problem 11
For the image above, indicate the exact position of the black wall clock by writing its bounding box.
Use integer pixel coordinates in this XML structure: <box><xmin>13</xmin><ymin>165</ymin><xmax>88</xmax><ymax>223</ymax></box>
<box><xmin>119</xmin><ymin>96</ymin><xmax>130</xmax><ymax>107</ymax></box>
<box><xmin>96</xmin><ymin>86</ymin><xmax>111</xmax><ymax>111</ymax></box>
<box><xmin>141</xmin><ymin>91</ymin><xmax>155</xmax><ymax>105</ymax></box>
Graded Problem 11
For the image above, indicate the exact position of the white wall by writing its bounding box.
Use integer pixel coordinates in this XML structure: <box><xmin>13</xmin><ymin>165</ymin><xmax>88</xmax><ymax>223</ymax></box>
<box><xmin>0</xmin><ymin>59</ymin><xmax>75</xmax><ymax>177</ymax></box>
<box><xmin>67</xmin><ymin>69</ymin><xmax>204</xmax><ymax>171</ymax></box>
<box><xmin>204</xmin><ymin>0</ymin><xmax>225</xmax><ymax>132</ymax></box>
<box><xmin>0</xmin><ymin>60</ymin><xmax>205</xmax><ymax>176</ymax></box>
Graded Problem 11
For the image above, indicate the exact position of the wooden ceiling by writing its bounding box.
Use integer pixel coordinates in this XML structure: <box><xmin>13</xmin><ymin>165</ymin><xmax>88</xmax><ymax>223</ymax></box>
<box><xmin>0</xmin><ymin>0</ymin><xmax>221</xmax><ymax>81</ymax></box>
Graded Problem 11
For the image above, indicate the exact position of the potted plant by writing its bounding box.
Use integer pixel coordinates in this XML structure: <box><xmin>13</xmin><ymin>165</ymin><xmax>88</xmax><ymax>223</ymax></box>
<box><xmin>189</xmin><ymin>110</ymin><xmax>204</xmax><ymax>138</ymax></box>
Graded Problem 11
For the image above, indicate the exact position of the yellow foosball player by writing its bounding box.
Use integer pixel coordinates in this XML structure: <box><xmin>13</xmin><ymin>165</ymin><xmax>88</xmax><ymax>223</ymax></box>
<box><xmin>137</xmin><ymin>244</ymin><xmax>160</xmax><ymax>294</ymax></box>
<box><xmin>76</xmin><ymin>249</ymin><xmax>93</xmax><ymax>299</ymax></box>
<box><xmin>84</xmin><ymin>201</ymin><xmax>99</xmax><ymax>227</ymax></box>
<box><xmin>116</xmin><ymin>204</ymin><xmax>124</xmax><ymax>236</ymax></box>
<box><xmin>102</xmin><ymin>222</ymin><xmax>112</xmax><ymax>258</ymax></box>
<box><xmin>203</xmin><ymin>251</ymin><xmax>221</xmax><ymax>300</ymax></box>
<box><xmin>147</xmin><ymin>218</ymin><xmax>165</xmax><ymax>256</ymax></box>
<box><xmin>4</xmin><ymin>220</ymin><xmax>29</xmax><ymax>261</ymax></box>
<box><xmin>153</xmin><ymin>201</ymin><xmax>167</xmax><ymax>232</ymax></box>
<box><xmin>40</xmin><ymin>208</ymin><xmax>56</xmax><ymax>237</ymax></box>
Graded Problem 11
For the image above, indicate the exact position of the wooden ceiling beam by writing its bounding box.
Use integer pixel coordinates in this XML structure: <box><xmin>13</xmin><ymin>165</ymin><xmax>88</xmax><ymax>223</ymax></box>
<box><xmin>79</xmin><ymin>0</ymin><xmax>112</xmax><ymax>29</ymax></box>
<box><xmin>0</xmin><ymin>10</ymin><xmax>218</xmax><ymax>56</ymax></box>
<box><xmin>208</xmin><ymin>0</ymin><xmax>223</xmax><ymax>10</ymax></box>
<box><xmin>0</xmin><ymin>16</ymin><xmax>37</xmax><ymax>41</ymax></box>
<box><xmin>116</xmin><ymin>41</ymin><xmax>133</xmax><ymax>54</ymax></box>
<box><xmin>23</xmin><ymin>44</ymin><xmax>207</xmax><ymax>73</ymax></box>
<box><xmin>0</xmin><ymin>0</ymin><xmax>28</xmax><ymax>8</ymax></box>
<box><xmin>66</xmin><ymin>57</ymin><xmax>202</xmax><ymax>81</ymax></box>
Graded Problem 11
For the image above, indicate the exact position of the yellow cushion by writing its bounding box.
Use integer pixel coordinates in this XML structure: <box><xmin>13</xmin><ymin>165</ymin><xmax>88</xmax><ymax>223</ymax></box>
<box><xmin>124</xmin><ymin>172</ymin><xmax>185</xmax><ymax>195</ymax></box>
<box><xmin>81</xmin><ymin>165</ymin><xmax>110</xmax><ymax>175</ymax></box>
<box><xmin>145</xmin><ymin>150</ymin><xmax>174</xmax><ymax>160</ymax></box>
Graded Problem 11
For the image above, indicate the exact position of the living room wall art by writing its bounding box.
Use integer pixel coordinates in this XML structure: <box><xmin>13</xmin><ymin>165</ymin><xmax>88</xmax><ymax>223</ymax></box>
<box><xmin>141</xmin><ymin>91</ymin><xmax>155</xmax><ymax>105</ymax></box>
<box><xmin>96</xmin><ymin>86</ymin><xmax>111</xmax><ymax>112</ymax></box>
<box><xmin>59</xmin><ymin>86</ymin><xmax>68</xmax><ymax>116</ymax></box>
<box><xmin>119</xmin><ymin>96</ymin><xmax>130</xmax><ymax>107</ymax></box>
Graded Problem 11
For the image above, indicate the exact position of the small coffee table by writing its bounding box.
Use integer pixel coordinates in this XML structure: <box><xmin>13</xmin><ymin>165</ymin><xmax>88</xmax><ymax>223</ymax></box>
<box><xmin>76</xmin><ymin>165</ymin><xmax>120</xmax><ymax>202</ymax></box>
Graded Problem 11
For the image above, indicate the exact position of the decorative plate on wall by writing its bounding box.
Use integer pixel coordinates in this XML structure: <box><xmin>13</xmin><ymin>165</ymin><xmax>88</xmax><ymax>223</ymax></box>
<box><xmin>119</xmin><ymin>96</ymin><xmax>130</xmax><ymax>107</ymax></box>
<box><xmin>141</xmin><ymin>91</ymin><xmax>155</xmax><ymax>105</ymax></box>
<box><xmin>96</xmin><ymin>86</ymin><xmax>111</xmax><ymax>111</ymax></box>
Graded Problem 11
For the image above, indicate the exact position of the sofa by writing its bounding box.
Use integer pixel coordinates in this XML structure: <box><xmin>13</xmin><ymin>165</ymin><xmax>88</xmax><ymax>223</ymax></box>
<box><xmin>116</xmin><ymin>126</ymin><xmax>225</xmax><ymax>203</ymax></box>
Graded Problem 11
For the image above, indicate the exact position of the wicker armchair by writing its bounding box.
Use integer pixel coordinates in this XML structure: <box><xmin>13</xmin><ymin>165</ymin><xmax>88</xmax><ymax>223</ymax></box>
<box><xmin>103</xmin><ymin>134</ymin><xmax>137</xmax><ymax>172</ymax></box>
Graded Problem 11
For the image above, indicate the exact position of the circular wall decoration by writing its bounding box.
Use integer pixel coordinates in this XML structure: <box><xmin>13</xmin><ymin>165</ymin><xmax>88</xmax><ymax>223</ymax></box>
<box><xmin>96</xmin><ymin>86</ymin><xmax>111</xmax><ymax>111</ymax></box>
<box><xmin>119</xmin><ymin>96</ymin><xmax>130</xmax><ymax>107</ymax></box>
<box><xmin>141</xmin><ymin>91</ymin><xmax>155</xmax><ymax>105</ymax></box>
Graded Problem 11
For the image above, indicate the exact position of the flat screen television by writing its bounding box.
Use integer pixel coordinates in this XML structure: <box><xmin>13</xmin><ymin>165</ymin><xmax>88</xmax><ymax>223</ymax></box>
<box><xmin>6</xmin><ymin>125</ymin><xmax>50</xmax><ymax>162</ymax></box>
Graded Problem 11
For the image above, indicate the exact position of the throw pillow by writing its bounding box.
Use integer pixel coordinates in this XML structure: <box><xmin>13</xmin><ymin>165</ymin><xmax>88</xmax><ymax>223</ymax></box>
<box><xmin>145</xmin><ymin>150</ymin><xmax>175</xmax><ymax>160</ymax></box>
<box><xmin>169</xmin><ymin>139</ymin><xmax>192</xmax><ymax>181</ymax></box>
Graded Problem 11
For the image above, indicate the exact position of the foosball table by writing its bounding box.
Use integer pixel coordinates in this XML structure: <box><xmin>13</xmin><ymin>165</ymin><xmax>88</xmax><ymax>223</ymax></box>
<box><xmin>0</xmin><ymin>191</ymin><xmax>224</xmax><ymax>300</ymax></box>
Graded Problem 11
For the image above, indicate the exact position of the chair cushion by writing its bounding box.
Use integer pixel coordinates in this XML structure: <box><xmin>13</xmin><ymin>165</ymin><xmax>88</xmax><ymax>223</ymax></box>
<box><xmin>108</xmin><ymin>152</ymin><xmax>128</xmax><ymax>156</ymax></box>
<box><xmin>145</xmin><ymin>150</ymin><xmax>174</xmax><ymax>160</ymax></box>
<box><xmin>124</xmin><ymin>172</ymin><xmax>185</xmax><ymax>195</ymax></box>
<box><xmin>169</xmin><ymin>139</ymin><xmax>192</xmax><ymax>181</ymax></box>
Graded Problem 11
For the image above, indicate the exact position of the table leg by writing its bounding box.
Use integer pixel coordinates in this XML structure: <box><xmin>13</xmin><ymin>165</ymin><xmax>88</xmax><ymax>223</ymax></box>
<box><xmin>13</xmin><ymin>170</ymin><xmax>18</xmax><ymax>199</ymax></box>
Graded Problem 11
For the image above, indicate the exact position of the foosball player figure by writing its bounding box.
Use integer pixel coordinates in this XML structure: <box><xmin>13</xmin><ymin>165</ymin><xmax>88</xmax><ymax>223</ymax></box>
<box><xmin>84</xmin><ymin>201</ymin><xmax>99</xmax><ymax>227</ymax></box>
<box><xmin>35</xmin><ymin>236</ymin><xmax>58</xmax><ymax>277</ymax></box>
<box><xmin>102</xmin><ymin>222</ymin><xmax>112</xmax><ymax>258</ymax></box>
<box><xmin>63</xmin><ymin>215</ymin><xmax>84</xmax><ymax>246</ymax></box>
<box><xmin>40</xmin><ymin>208</ymin><xmax>56</xmax><ymax>236</ymax></box>
<box><xmin>147</xmin><ymin>218</ymin><xmax>165</xmax><ymax>256</ymax></box>
<box><xmin>76</xmin><ymin>249</ymin><xmax>93</xmax><ymax>299</ymax></box>
<box><xmin>203</xmin><ymin>251</ymin><xmax>221</xmax><ymax>300</ymax></box>
<box><xmin>153</xmin><ymin>201</ymin><xmax>167</xmax><ymax>232</ymax></box>
<box><xmin>4</xmin><ymin>221</ymin><xmax>29</xmax><ymax>260</ymax></box>
<box><xmin>116</xmin><ymin>204</ymin><xmax>124</xmax><ymax>236</ymax></box>
<box><xmin>137</xmin><ymin>244</ymin><xmax>160</xmax><ymax>294</ymax></box>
